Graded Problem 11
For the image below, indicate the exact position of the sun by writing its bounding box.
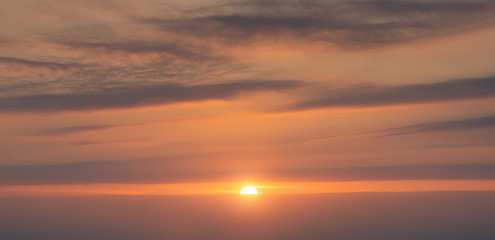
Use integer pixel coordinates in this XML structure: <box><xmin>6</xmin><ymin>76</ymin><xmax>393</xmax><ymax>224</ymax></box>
<box><xmin>240</xmin><ymin>186</ymin><xmax>258</xmax><ymax>195</ymax></box>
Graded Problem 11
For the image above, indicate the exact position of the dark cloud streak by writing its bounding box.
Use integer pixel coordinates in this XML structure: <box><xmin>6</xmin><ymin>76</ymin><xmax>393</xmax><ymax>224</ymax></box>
<box><xmin>0</xmin><ymin>56</ymin><xmax>82</xmax><ymax>71</ymax></box>
<box><xmin>353</xmin><ymin>0</ymin><xmax>489</xmax><ymax>13</ymax></box>
<box><xmin>279</xmin><ymin>76</ymin><xmax>495</xmax><ymax>111</ymax></box>
<box><xmin>141</xmin><ymin>0</ymin><xmax>495</xmax><ymax>48</ymax></box>
<box><xmin>0</xmin><ymin>80</ymin><xmax>301</xmax><ymax>112</ymax></box>
<box><xmin>0</xmin><ymin>161</ymin><xmax>494</xmax><ymax>185</ymax></box>
<box><xmin>383</xmin><ymin>115</ymin><xmax>495</xmax><ymax>136</ymax></box>
<box><xmin>57</xmin><ymin>40</ymin><xmax>221</xmax><ymax>63</ymax></box>
<box><xmin>34</xmin><ymin>124</ymin><xmax>116</xmax><ymax>136</ymax></box>
<box><xmin>307</xmin><ymin>114</ymin><xmax>495</xmax><ymax>142</ymax></box>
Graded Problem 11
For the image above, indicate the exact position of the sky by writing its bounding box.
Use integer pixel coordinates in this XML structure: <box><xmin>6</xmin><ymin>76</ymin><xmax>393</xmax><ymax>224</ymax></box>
<box><xmin>1</xmin><ymin>0</ymin><xmax>495</xmax><ymax>195</ymax></box>
<box><xmin>2</xmin><ymin>1</ymin><xmax>495</xmax><ymax>239</ymax></box>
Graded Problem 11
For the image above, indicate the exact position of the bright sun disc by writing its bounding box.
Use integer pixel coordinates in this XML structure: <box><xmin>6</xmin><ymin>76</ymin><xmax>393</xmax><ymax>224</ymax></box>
<box><xmin>240</xmin><ymin>186</ymin><xmax>258</xmax><ymax>194</ymax></box>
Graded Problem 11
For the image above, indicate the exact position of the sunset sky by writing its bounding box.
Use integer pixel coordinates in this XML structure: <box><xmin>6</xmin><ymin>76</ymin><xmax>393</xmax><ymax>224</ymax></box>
<box><xmin>1</xmin><ymin>0</ymin><xmax>495</xmax><ymax>196</ymax></box>
<box><xmin>2</xmin><ymin>0</ymin><xmax>495</xmax><ymax>239</ymax></box>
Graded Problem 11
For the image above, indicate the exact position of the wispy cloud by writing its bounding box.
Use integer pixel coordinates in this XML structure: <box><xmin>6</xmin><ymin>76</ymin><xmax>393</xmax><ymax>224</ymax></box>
<box><xmin>34</xmin><ymin>124</ymin><xmax>117</xmax><ymax>136</ymax></box>
<box><xmin>307</xmin><ymin>114</ymin><xmax>495</xmax><ymax>143</ymax></box>
<box><xmin>1</xmin><ymin>161</ymin><xmax>494</xmax><ymax>185</ymax></box>
<box><xmin>278</xmin><ymin>76</ymin><xmax>495</xmax><ymax>111</ymax></box>
<box><xmin>353</xmin><ymin>0</ymin><xmax>490</xmax><ymax>13</ymax></box>
<box><xmin>6</xmin><ymin>0</ymin><xmax>494</xmax><ymax>110</ymax></box>
<box><xmin>142</xmin><ymin>0</ymin><xmax>495</xmax><ymax>48</ymax></box>
<box><xmin>70</xmin><ymin>140</ymin><xmax>149</xmax><ymax>145</ymax></box>
<box><xmin>267</xmin><ymin>164</ymin><xmax>495</xmax><ymax>182</ymax></box>
<box><xmin>0</xmin><ymin>56</ymin><xmax>83</xmax><ymax>71</ymax></box>
<box><xmin>382</xmin><ymin>115</ymin><xmax>495</xmax><ymax>136</ymax></box>
<box><xmin>55</xmin><ymin>40</ymin><xmax>223</xmax><ymax>63</ymax></box>
<box><xmin>0</xmin><ymin>80</ymin><xmax>301</xmax><ymax>112</ymax></box>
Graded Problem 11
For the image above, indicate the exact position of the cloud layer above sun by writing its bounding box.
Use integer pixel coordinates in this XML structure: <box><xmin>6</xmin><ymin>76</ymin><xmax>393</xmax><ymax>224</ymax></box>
<box><xmin>0</xmin><ymin>0</ymin><xmax>495</xmax><ymax>189</ymax></box>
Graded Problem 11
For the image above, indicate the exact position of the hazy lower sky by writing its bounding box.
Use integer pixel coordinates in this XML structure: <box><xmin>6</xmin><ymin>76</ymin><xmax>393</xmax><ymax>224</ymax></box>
<box><xmin>1</xmin><ymin>0</ymin><xmax>495</xmax><ymax>195</ymax></box>
<box><xmin>2</xmin><ymin>193</ymin><xmax>495</xmax><ymax>240</ymax></box>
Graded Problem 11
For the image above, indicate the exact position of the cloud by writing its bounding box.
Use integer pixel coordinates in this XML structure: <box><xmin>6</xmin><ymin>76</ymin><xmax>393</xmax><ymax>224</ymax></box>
<box><xmin>0</xmin><ymin>159</ymin><xmax>228</xmax><ymax>185</ymax></box>
<box><xmin>55</xmin><ymin>40</ymin><xmax>222</xmax><ymax>63</ymax></box>
<box><xmin>383</xmin><ymin>115</ymin><xmax>495</xmax><ymax>136</ymax></box>
<box><xmin>278</xmin><ymin>76</ymin><xmax>495</xmax><ymax>111</ymax></box>
<box><xmin>34</xmin><ymin>116</ymin><xmax>206</xmax><ymax>136</ymax></box>
<box><xmin>267</xmin><ymin>163</ymin><xmax>495</xmax><ymax>182</ymax></box>
<box><xmin>0</xmin><ymin>56</ymin><xmax>82</xmax><ymax>71</ymax></box>
<box><xmin>352</xmin><ymin>0</ymin><xmax>489</xmax><ymax>13</ymax></box>
<box><xmin>0</xmin><ymin>161</ymin><xmax>494</xmax><ymax>185</ymax></box>
<box><xmin>0</xmin><ymin>39</ymin><xmax>248</xmax><ymax>98</ymax></box>
<box><xmin>0</xmin><ymin>80</ymin><xmax>301</xmax><ymax>112</ymax></box>
<box><xmin>8</xmin><ymin>0</ymin><xmax>493</xmax><ymax>106</ymax></box>
<box><xmin>34</xmin><ymin>124</ymin><xmax>116</xmax><ymax>136</ymax></box>
<box><xmin>306</xmin><ymin>114</ymin><xmax>495</xmax><ymax>143</ymax></box>
<box><xmin>141</xmin><ymin>0</ymin><xmax>495</xmax><ymax>48</ymax></box>
<box><xmin>70</xmin><ymin>140</ymin><xmax>147</xmax><ymax>145</ymax></box>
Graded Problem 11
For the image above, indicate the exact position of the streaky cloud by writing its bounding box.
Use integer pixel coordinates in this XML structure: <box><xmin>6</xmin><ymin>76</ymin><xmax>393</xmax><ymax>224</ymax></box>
<box><xmin>0</xmin><ymin>56</ymin><xmax>82</xmax><ymax>71</ymax></box>
<box><xmin>0</xmin><ymin>161</ymin><xmax>494</xmax><ymax>185</ymax></box>
<box><xmin>383</xmin><ymin>115</ymin><xmax>495</xmax><ymax>136</ymax></box>
<box><xmin>306</xmin><ymin>114</ymin><xmax>495</xmax><ymax>142</ymax></box>
<box><xmin>278</xmin><ymin>76</ymin><xmax>495</xmax><ymax>111</ymax></box>
<box><xmin>141</xmin><ymin>0</ymin><xmax>495</xmax><ymax>48</ymax></box>
<box><xmin>267</xmin><ymin>163</ymin><xmax>495</xmax><ymax>182</ymax></box>
<box><xmin>34</xmin><ymin>124</ymin><xmax>117</xmax><ymax>136</ymax></box>
<box><xmin>0</xmin><ymin>80</ymin><xmax>301</xmax><ymax>112</ymax></box>
<box><xmin>352</xmin><ymin>0</ymin><xmax>489</xmax><ymax>13</ymax></box>
<box><xmin>57</xmin><ymin>40</ymin><xmax>221</xmax><ymax>63</ymax></box>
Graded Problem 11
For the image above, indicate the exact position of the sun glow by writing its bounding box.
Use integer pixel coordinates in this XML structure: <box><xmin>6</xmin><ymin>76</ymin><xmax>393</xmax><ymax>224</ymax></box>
<box><xmin>240</xmin><ymin>186</ymin><xmax>258</xmax><ymax>195</ymax></box>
